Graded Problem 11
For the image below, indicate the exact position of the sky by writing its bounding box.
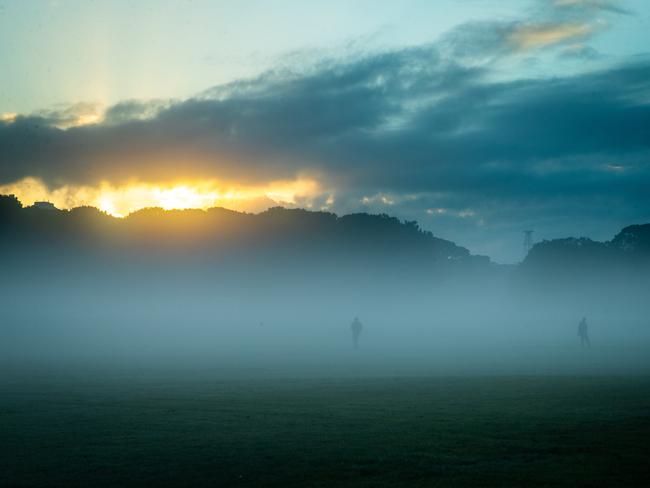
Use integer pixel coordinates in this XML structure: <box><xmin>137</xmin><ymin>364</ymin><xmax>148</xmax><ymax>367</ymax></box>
<box><xmin>0</xmin><ymin>0</ymin><xmax>649</xmax><ymax>262</ymax></box>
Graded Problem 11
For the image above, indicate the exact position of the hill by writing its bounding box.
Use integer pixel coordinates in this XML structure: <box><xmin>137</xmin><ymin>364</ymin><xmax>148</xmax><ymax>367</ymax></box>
<box><xmin>0</xmin><ymin>194</ymin><xmax>496</xmax><ymax>296</ymax></box>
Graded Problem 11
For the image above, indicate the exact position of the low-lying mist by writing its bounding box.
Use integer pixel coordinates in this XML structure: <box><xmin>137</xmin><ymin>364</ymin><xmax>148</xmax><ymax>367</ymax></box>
<box><xmin>1</xmin><ymin>196</ymin><xmax>649</xmax><ymax>378</ymax></box>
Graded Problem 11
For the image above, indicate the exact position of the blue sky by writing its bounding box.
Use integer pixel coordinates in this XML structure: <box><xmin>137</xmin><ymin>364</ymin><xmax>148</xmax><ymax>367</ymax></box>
<box><xmin>1</xmin><ymin>0</ymin><xmax>649</xmax><ymax>262</ymax></box>
<box><xmin>3</xmin><ymin>0</ymin><xmax>646</xmax><ymax>113</ymax></box>
<box><xmin>0</xmin><ymin>0</ymin><xmax>521</xmax><ymax>112</ymax></box>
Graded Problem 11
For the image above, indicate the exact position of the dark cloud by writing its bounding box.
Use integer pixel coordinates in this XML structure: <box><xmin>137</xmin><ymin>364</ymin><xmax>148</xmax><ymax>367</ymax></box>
<box><xmin>26</xmin><ymin>102</ymin><xmax>102</xmax><ymax>129</ymax></box>
<box><xmin>103</xmin><ymin>99</ymin><xmax>171</xmax><ymax>125</ymax></box>
<box><xmin>1</xmin><ymin>27</ymin><xmax>649</xmax><ymax>261</ymax></box>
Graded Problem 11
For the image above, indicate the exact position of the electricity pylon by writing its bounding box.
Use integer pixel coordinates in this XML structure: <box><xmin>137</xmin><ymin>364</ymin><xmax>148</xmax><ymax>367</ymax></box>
<box><xmin>523</xmin><ymin>230</ymin><xmax>534</xmax><ymax>257</ymax></box>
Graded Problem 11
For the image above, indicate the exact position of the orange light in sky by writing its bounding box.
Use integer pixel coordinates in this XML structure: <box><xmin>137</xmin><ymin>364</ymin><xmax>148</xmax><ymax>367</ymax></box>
<box><xmin>0</xmin><ymin>177</ymin><xmax>321</xmax><ymax>217</ymax></box>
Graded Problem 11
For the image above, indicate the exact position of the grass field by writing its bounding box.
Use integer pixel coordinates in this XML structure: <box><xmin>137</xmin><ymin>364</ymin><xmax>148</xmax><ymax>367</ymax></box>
<box><xmin>2</xmin><ymin>371</ymin><xmax>650</xmax><ymax>487</ymax></box>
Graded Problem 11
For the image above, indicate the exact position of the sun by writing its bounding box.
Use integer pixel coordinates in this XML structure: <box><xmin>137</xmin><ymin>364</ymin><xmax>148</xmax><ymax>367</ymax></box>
<box><xmin>0</xmin><ymin>177</ymin><xmax>321</xmax><ymax>217</ymax></box>
<box><xmin>155</xmin><ymin>186</ymin><xmax>218</xmax><ymax>211</ymax></box>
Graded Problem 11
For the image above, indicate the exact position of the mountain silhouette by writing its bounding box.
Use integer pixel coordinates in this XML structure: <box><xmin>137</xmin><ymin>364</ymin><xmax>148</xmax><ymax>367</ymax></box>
<box><xmin>522</xmin><ymin>224</ymin><xmax>650</xmax><ymax>269</ymax></box>
<box><xmin>3</xmin><ymin>193</ymin><xmax>649</xmax><ymax>281</ymax></box>
<box><xmin>517</xmin><ymin>223</ymin><xmax>650</xmax><ymax>300</ymax></box>
<box><xmin>0</xmin><ymin>194</ymin><xmax>491</xmax><ymax>280</ymax></box>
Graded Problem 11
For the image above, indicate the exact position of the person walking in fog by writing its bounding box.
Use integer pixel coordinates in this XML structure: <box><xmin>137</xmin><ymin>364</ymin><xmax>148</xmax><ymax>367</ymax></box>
<box><xmin>578</xmin><ymin>317</ymin><xmax>590</xmax><ymax>348</ymax></box>
<box><xmin>350</xmin><ymin>317</ymin><xmax>363</xmax><ymax>349</ymax></box>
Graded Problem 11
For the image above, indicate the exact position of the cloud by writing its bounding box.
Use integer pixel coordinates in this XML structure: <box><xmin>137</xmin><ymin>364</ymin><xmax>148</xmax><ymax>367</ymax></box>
<box><xmin>30</xmin><ymin>102</ymin><xmax>105</xmax><ymax>129</ymax></box>
<box><xmin>507</xmin><ymin>22</ymin><xmax>595</xmax><ymax>50</ymax></box>
<box><xmin>103</xmin><ymin>99</ymin><xmax>173</xmax><ymax>126</ymax></box>
<box><xmin>0</xmin><ymin>2</ymin><xmax>646</xmax><ymax>261</ymax></box>
<box><xmin>552</xmin><ymin>0</ymin><xmax>630</xmax><ymax>15</ymax></box>
<box><xmin>1</xmin><ymin>50</ymin><xmax>648</xmax><ymax>205</ymax></box>
<box><xmin>557</xmin><ymin>43</ymin><xmax>601</xmax><ymax>59</ymax></box>
<box><xmin>436</xmin><ymin>0</ymin><xmax>626</xmax><ymax>63</ymax></box>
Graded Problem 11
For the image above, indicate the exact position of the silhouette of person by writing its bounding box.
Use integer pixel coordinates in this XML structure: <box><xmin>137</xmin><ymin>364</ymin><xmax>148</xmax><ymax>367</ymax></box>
<box><xmin>578</xmin><ymin>317</ymin><xmax>590</xmax><ymax>348</ymax></box>
<box><xmin>350</xmin><ymin>317</ymin><xmax>363</xmax><ymax>349</ymax></box>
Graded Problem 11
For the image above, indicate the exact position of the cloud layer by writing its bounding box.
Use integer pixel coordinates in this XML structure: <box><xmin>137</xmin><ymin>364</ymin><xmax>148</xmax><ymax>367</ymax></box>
<box><xmin>0</xmin><ymin>0</ymin><xmax>647</xmax><ymax>261</ymax></box>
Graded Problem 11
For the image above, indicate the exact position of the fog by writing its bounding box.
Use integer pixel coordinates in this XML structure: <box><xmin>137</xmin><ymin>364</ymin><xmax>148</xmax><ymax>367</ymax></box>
<box><xmin>2</xmin><ymin>255</ymin><xmax>649</xmax><ymax>380</ymax></box>
<box><xmin>1</xmin><ymin>201</ymin><xmax>649</xmax><ymax>380</ymax></box>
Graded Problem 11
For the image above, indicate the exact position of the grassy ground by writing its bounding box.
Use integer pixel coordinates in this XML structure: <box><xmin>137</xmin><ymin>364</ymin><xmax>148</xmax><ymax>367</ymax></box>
<box><xmin>2</xmin><ymin>374</ymin><xmax>650</xmax><ymax>487</ymax></box>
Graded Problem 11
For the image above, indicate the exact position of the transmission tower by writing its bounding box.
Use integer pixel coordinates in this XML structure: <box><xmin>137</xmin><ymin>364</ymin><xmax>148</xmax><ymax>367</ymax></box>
<box><xmin>523</xmin><ymin>230</ymin><xmax>534</xmax><ymax>257</ymax></box>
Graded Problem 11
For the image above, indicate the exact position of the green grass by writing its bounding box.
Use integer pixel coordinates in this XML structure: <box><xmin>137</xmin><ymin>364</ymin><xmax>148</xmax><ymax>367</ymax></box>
<box><xmin>2</xmin><ymin>374</ymin><xmax>650</xmax><ymax>487</ymax></box>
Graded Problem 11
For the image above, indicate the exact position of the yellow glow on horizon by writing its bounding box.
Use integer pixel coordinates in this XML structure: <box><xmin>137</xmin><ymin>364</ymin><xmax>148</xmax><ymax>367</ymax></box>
<box><xmin>0</xmin><ymin>177</ymin><xmax>320</xmax><ymax>217</ymax></box>
<box><xmin>1</xmin><ymin>112</ymin><xmax>18</xmax><ymax>123</ymax></box>
<box><xmin>1</xmin><ymin>108</ymin><xmax>103</xmax><ymax>128</ymax></box>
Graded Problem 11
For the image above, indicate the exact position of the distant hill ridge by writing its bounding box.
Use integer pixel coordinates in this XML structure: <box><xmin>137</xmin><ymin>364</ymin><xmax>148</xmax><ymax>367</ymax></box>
<box><xmin>0</xmin><ymin>194</ymin><xmax>486</xmax><ymax>268</ymax></box>
<box><xmin>2</xmin><ymin>193</ymin><xmax>648</xmax><ymax>271</ymax></box>
<box><xmin>524</xmin><ymin>224</ymin><xmax>650</xmax><ymax>266</ymax></box>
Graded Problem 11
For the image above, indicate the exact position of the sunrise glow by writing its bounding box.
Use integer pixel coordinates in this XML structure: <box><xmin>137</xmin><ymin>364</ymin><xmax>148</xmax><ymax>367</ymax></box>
<box><xmin>0</xmin><ymin>177</ymin><xmax>320</xmax><ymax>217</ymax></box>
